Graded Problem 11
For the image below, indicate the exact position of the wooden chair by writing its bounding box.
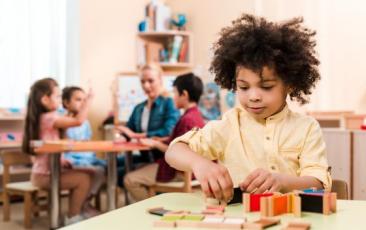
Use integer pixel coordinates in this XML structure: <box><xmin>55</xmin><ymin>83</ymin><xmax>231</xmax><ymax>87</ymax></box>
<box><xmin>148</xmin><ymin>171</ymin><xmax>200</xmax><ymax>196</ymax></box>
<box><xmin>1</xmin><ymin>150</ymin><xmax>41</xmax><ymax>229</ymax></box>
<box><xmin>331</xmin><ymin>179</ymin><xmax>349</xmax><ymax>200</ymax></box>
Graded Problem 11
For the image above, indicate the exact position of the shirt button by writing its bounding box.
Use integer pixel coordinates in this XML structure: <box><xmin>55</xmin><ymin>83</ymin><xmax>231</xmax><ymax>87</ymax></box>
<box><xmin>266</xmin><ymin>136</ymin><xmax>270</xmax><ymax>140</ymax></box>
<box><xmin>271</xmin><ymin>165</ymin><xmax>276</xmax><ymax>170</ymax></box>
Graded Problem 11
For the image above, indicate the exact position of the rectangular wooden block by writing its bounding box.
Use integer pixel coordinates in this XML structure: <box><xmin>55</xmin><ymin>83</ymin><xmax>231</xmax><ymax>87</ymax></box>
<box><xmin>273</xmin><ymin>195</ymin><xmax>288</xmax><ymax>216</ymax></box>
<box><xmin>284</xmin><ymin>221</ymin><xmax>311</xmax><ymax>230</ymax></box>
<box><xmin>254</xmin><ymin>217</ymin><xmax>281</xmax><ymax>228</ymax></box>
<box><xmin>176</xmin><ymin>215</ymin><xmax>204</xmax><ymax>228</ymax></box>
<box><xmin>219</xmin><ymin>217</ymin><xmax>246</xmax><ymax>229</ymax></box>
<box><xmin>198</xmin><ymin>216</ymin><xmax>225</xmax><ymax>228</ymax></box>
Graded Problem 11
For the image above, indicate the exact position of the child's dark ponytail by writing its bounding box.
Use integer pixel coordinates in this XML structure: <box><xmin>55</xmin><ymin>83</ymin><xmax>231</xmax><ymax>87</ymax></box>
<box><xmin>22</xmin><ymin>78</ymin><xmax>58</xmax><ymax>154</ymax></box>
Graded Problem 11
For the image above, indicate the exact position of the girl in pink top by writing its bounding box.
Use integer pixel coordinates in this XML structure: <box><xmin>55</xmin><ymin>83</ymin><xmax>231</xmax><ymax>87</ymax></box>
<box><xmin>22</xmin><ymin>78</ymin><xmax>95</xmax><ymax>225</ymax></box>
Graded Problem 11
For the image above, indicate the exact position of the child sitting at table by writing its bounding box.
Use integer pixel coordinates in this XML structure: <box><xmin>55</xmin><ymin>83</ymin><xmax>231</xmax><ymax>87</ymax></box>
<box><xmin>166</xmin><ymin>14</ymin><xmax>332</xmax><ymax>203</ymax></box>
<box><xmin>62</xmin><ymin>86</ymin><xmax>106</xmax><ymax>215</ymax></box>
<box><xmin>124</xmin><ymin>73</ymin><xmax>205</xmax><ymax>201</ymax></box>
<box><xmin>22</xmin><ymin>78</ymin><xmax>96</xmax><ymax>225</ymax></box>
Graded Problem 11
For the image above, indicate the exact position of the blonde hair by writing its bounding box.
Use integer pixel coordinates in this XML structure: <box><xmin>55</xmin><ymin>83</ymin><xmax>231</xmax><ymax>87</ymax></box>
<box><xmin>139</xmin><ymin>63</ymin><xmax>171</xmax><ymax>97</ymax></box>
<box><xmin>139</xmin><ymin>63</ymin><xmax>163</xmax><ymax>77</ymax></box>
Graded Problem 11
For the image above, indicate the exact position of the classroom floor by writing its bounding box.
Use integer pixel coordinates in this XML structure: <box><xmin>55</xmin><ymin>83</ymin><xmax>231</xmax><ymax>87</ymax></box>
<box><xmin>0</xmin><ymin>191</ymin><xmax>127</xmax><ymax>230</ymax></box>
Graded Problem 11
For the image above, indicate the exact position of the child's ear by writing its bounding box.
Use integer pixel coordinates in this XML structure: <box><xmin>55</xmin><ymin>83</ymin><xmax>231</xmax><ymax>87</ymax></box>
<box><xmin>41</xmin><ymin>95</ymin><xmax>49</xmax><ymax>107</ymax></box>
<box><xmin>182</xmin><ymin>90</ymin><xmax>190</xmax><ymax>100</ymax></box>
<box><xmin>62</xmin><ymin>99</ymin><xmax>69</xmax><ymax>108</ymax></box>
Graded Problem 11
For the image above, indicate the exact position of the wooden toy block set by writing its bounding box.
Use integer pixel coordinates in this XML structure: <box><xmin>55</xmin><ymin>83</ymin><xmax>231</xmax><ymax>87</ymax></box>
<box><xmin>148</xmin><ymin>188</ymin><xmax>336</xmax><ymax>229</ymax></box>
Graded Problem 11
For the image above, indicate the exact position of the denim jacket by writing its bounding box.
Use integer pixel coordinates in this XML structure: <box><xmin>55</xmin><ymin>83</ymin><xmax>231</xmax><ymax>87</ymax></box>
<box><xmin>126</xmin><ymin>95</ymin><xmax>180</xmax><ymax>137</ymax></box>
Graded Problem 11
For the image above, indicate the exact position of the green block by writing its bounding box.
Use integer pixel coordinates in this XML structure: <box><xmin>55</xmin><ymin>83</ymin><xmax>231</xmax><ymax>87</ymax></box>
<box><xmin>161</xmin><ymin>215</ymin><xmax>182</xmax><ymax>221</ymax></box>
<box><xmin>182</xmin><ymin>215</ymin><xmax>205</xmax><ymax>221</ymax></box>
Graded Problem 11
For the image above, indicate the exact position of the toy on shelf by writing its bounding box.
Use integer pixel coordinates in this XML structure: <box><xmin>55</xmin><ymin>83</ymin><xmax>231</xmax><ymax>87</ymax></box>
<box><xmin>171</xmin><ymin>14</ymin><xmax>187</xmax><ymax>31</ymax></box>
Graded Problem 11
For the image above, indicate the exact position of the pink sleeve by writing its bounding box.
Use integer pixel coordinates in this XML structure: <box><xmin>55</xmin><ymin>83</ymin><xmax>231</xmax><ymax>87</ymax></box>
<box><xmin>40</xmin><ymin>111</ymin><xmax>60</xmax><ymax>140</ymax></box>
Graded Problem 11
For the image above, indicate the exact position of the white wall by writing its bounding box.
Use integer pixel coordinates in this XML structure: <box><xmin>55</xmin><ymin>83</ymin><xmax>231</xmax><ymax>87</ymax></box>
<box><xmin>80</xmin><ymin>0</ymin><xmax>150</xmax><ymax>138</ymax></box>
<box><xmin>168</xmin><ymin>0</ymin><xmax>366</xmax><ymax>113</ymax></box>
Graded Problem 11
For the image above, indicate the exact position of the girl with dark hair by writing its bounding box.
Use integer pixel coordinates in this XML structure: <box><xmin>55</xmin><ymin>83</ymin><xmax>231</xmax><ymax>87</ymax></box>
<box><xmin>22</xmin><ymin>78</ymin><xmax>95</xmax><ymax>225</ymax></box>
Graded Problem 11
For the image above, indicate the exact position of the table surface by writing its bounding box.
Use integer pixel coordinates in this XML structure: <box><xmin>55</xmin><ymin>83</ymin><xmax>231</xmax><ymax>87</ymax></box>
<box><xmin>34</xmin><ymin>140</ymin><xmax>149</xmax><ymax>154</ymax></box>
<box><xmin>60</xmin><ymin>192</ymin><xmax>366</xmax><ymax>230</ymax></box>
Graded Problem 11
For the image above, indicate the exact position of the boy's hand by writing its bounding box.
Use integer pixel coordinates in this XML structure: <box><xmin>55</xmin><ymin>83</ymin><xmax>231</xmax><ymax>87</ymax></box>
<box><xmin>139</xmin><ymin>138</ymin><xmax>158</xmax><ymax>148</ymax></box>
<box><xmin>115</xmin><ymin>126</ymin><xmax>146</xmax><ymax>139</ymax></box>
<box><xmin>239</xmin><ymin>168</ymin><xmax>283</xmax><ymax>193</ymax></box>
<box><xmin>192</xmin><ymin>159</ymin><xmax>233</xmax><ymax>202</ymax></box>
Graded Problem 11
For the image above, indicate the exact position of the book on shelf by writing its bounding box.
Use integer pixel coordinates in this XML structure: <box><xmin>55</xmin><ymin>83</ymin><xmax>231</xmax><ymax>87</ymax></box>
<box><xmin>169</xmin><ymin>35</ymin><xmax>183</xmax><ymax>63</ymax></box>
<box><xmin>178</xmin><ymin>39</ymin><xmax>188</xmax><ymax>63</ymax></box>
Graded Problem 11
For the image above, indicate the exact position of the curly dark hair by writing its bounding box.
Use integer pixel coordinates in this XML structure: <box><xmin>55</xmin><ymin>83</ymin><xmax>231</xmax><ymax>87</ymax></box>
<box><xmin>210</xmin><ymin>14</ymin><xmax>320</xmax><ymax>104</ymax></box>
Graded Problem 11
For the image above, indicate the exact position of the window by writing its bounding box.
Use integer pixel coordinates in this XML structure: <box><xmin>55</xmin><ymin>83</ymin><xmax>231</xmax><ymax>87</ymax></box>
<box><xmin>0</xmin><ymin>0</ymin><xmax>79</xmax><ymax>108</ymax></box>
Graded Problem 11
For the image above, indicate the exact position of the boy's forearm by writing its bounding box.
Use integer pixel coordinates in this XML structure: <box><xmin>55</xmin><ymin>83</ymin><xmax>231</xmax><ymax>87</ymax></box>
<box><xmin>154</xmin><ymin>141</ymin><xmax>168</xmax><ymax>153</ymax></box>
<box><xmin>165</xmin><ymin>142</ymin><xmax>204</xmax><ymax>172</ymax></box>
<box><xmin>278</xmin><ymin>174</ymin><xmax>323</xmax><ymax>192</ymax></box>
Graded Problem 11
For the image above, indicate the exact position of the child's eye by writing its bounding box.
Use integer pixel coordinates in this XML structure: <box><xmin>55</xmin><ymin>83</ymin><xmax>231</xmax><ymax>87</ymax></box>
<box><xmin>261</xmin><ymin>86</ymin><xmax>274</xmax><ymax>90</ymax></box>
<box><xmin>238</xmin><ymin>86</ymin><xmax>249</xmax><ymax>91</ymax></box>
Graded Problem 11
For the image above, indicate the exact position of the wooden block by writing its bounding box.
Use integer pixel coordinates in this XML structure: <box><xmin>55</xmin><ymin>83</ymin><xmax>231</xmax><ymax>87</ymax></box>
<box><xmin>160</xmin><ymin>215</ymin><xmax>183</xmax><ymax>221</ymax></box>
<box><xmin>243</xmin><ymin>222</ymin><xmax>265</xmax><ymax>230</ymax></box>
<box><xmin>250</xmin><ymin>193</ymin><xmax>274</xmax><ymax>211</ymax></box>
<box><xmin>181</xmin><ymin>214</ymin><xmax>205</xmax><ymax>221</ymax></box>
<box><xmin>175</xmin><ymin>214</ymin><xmax>204</xmax><ymax>228</ymax></box>
<box><xmin>153</xmin><ymin>220</ymin><xmax>176</xmax><ymax>228</ymax></box>
<box><xmin>243</xmin><ymin>193</ymin><xmax>251</xmax><ymax>212</ymax></box>
<box><xmin>260</xmin><ymin>197</ymin><xmax>269</xmax><ymax>217</ymax></box>
<box><xmin>147</xmin><ymin>207</ymin><xmax>171</xmax><ymax>216</ymax></box>
<box><xmin>330</xmin><ymin>192</ymin><xmax>337</xmax><ymax>213</ymax></box>
<box><xmin>219</xmin><ymin>217</ymin><xmax>246</xmax><ymax>229</ymax></box>
<box><xmin>198</xmin><ymin>216</ymin><xmax>225</xmax><ymax>228</ymax></box>
<box><xmin>253</xmin><ymin>217</ymin><xmax>281</xmax><ymax>228</ymax></box>
<box><xmin>273</xmin><ymin>195</ymin><xmax>288</xmax><ymax>216</ymax></box>
<box><xmin>292</xmin><ymin>195</ymin><xmax>302</xmax><ymax>217</ymax></box>
<box><xmin>202</xmin><ymin>209</ymin><xmax>224</xmax><ymax>215</ymax></box>
<box><xmin>323</xmin><ymin>193</ymin><xmax>331</xmax><ymax>215</ymax></box>
<box><xmin>299</xmin><ymin>193</ymin><xmax>323</xmax><ymax>213</ymax></box>
<box><xmin>283</xmin><ymin>221</ymin><xmax>311</xmax><ymax>230</ymax></box>
<box><xmin>206</xmin><ymin>204</ymin><xmax>226</xmax><ymax>212</ymax></box>
<box><xmin>154</xmin><ymin>215</ymin><xmax>181</xmax><ymax>228</ymax></box>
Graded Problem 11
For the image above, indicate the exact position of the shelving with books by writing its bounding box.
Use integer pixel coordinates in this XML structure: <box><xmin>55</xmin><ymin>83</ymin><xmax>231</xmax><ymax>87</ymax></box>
<box><xmin>137</xmin><ymin>30</ymin><xmax>193</xmax><ymax>70</ymax></box>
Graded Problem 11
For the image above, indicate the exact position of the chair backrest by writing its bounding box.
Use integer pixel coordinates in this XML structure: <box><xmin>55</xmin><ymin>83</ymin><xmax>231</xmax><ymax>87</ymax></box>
<box><xmin>331</xmin><ymin>179</ymin><xmax>349</xmax><ymax>200</ymax></box>
<box><xmin>0</xmin><ymin>150</ymin><xmax>32</xmax><ymax>186</ymax></box>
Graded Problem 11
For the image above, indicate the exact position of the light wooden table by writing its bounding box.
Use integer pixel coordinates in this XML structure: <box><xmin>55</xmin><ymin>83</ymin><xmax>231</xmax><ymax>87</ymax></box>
<box><xmin>60</xmin><ymin>192</ymin><xmax>366</xmax><ymax>230</ymax></box>
<box><xmin>34</xmin><ymin>140</ymin><xmax>149</xmax><ymax>229</ymax></box>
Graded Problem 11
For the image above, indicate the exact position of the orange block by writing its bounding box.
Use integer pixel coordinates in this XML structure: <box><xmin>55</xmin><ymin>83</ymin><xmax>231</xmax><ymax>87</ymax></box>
<box><xmin>273</xmin><ymin>195</ymin><xmax>288</xmax><ymax>216</ymax></box>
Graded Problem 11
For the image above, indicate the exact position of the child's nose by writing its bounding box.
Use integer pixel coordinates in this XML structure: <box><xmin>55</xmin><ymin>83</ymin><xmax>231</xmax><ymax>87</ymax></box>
<box><xmin>248</xmin><ymin>89</ymin><xmax>262</xmax><ymax>102</ymax></box>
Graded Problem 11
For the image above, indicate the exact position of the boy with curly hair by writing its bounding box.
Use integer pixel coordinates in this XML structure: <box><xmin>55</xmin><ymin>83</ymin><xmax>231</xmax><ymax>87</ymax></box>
<box><xmin>166</xmin><ymin>14</ymin><xmax>331</xmax><ymax>202</ymax></box>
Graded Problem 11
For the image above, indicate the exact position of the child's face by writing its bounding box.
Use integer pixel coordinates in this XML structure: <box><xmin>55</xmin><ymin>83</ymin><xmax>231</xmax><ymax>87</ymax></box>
<box><xmin>140</xmin><ymin>69</ymin><xmax>162</xmax><ymax>100</ymax></box>
<box><xmin>173</xmin><ymin>86</ymin><xmax>185</xmax><ymax>109</ymax></box>
<box><xmin>64</xmin><ymin>90</ymin><xmax>85</xmax><ymax>114</ymax></box>
<box><xmin>236</xmin><ymin>66</ymin><xmax>289</xmax><ymax>119</ymax></box>
<box><xmin>41</xmin><ymin>86</ymin><xmax>61</xmax><ymax>111</ymax></box>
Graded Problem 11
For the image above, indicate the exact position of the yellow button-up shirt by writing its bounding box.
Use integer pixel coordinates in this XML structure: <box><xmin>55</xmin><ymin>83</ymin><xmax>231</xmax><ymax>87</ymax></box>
<box><xmin>170</xmin><ymin>105</ymin><xmax>331</xmax><ymax>191</ymax></box>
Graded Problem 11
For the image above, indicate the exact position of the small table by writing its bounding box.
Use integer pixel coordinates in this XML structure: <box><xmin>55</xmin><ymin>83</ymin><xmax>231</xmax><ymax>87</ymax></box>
<box><xmin>34</xmin><ymin>140</ymin><xmax>149</xmax><ymax>229</ymax></box>
<box><xmin>59</xmin><ymin>192</ymin><xmax>366</xmax><ymax>230</ymax></box>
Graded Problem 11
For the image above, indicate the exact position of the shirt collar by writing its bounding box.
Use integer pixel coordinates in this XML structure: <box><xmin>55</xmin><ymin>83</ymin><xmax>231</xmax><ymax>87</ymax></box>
<box><xmin>184</xmin><ymin>105</ymin><xmax>199</xmax><ymax>115</ymax></box>
<box><xmin>238</xmin><ymin>103</ymin><xmax>289</xmax><ymax>123</ymax></box>
<box><xmin>143</xmin><ymin>95</ymin><xmax>163</xmax><ymax>107</ymax></box>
